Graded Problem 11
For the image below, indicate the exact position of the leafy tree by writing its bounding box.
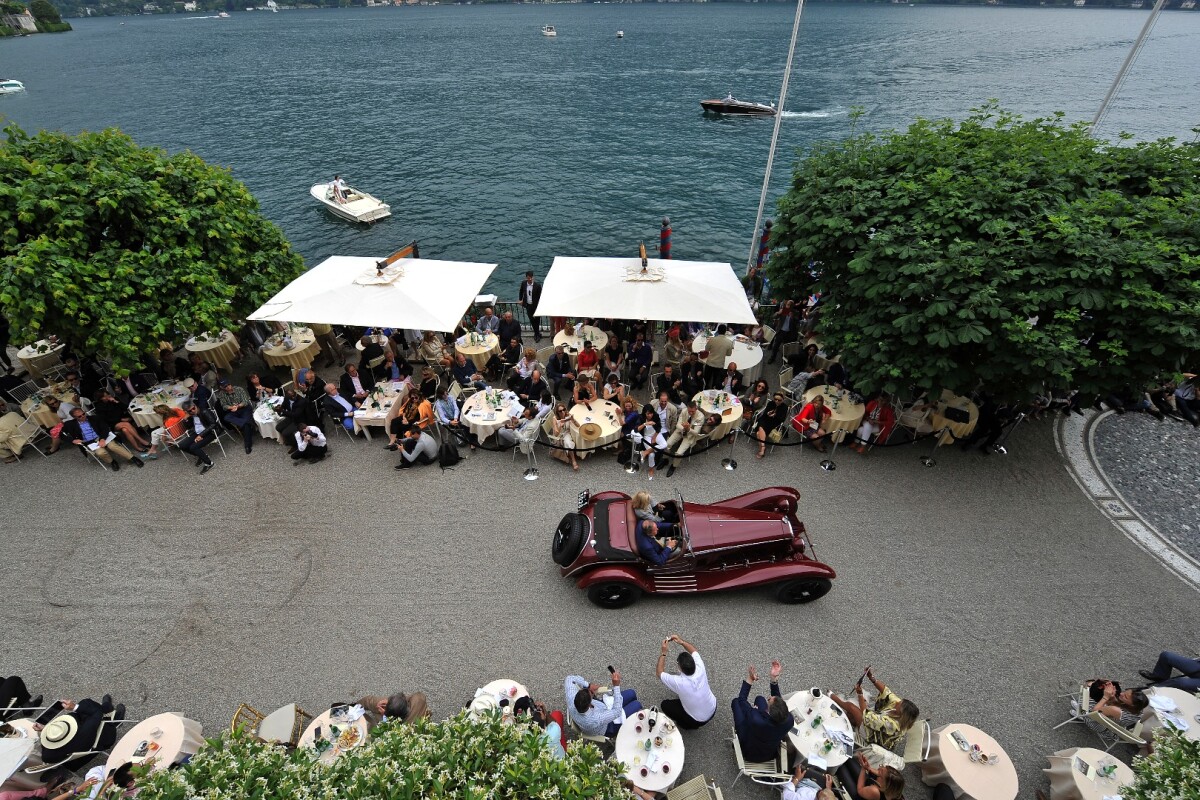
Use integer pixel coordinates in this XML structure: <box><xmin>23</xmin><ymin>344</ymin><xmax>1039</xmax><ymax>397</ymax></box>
<box><xmin>29</xmin><ymin>0</ymin><xmax>62</xmax><ymax>23</ymax></box>
<box><xmin>767</xmin><ymin>105</ymin><xmax>1200</xmax><ymax>401</ymax></box>
<box><xmin>0</xmin><ymin>124</ymin><xmax>304</xmax><ymax>375</ymax></box>
<box><xmin>135</xmin><ymin>713</ymin><xmax>629</xmax><ymax>800</ymax></box>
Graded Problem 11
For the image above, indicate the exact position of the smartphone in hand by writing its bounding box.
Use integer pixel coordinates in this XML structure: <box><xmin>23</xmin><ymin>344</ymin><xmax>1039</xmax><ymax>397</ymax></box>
<box><xmin>607</xmin><ymin>665</ymin><xmax>616</xmax><ymax>675</ymax></box>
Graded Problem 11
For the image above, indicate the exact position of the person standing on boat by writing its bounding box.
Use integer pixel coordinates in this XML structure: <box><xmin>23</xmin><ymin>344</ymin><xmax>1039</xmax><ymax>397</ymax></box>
<box><xmin>331</xmin><ymin>175</ymin><xmax>348</xmax><ymax>204</ymax></box>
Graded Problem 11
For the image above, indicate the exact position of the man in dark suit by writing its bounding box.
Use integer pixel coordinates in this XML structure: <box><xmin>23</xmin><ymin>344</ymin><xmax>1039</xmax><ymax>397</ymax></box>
<box><xmin>513</xmin><ymin>369</ymin><xmax>548</xmax><ymax>405</ymax></box>
<box><xmin>518</xmin><ymin>271</ymin><xmax>543</xmax><ymax>342</ymax></box>
<box><xmin>719</xmin><ymin>363</ymin><xmax>745</xmax><ymax>398</ymax></box>
<box><xmin>359</xmin><ymin>335</ymin><xmax>385</xmax><ymax>368</ymax></box>
<box><xmin>497</xmin><ymin>311</ymin><xmax>523</xmax><ymax>348</ymax></box>
<box><xmin>731</xmin><ymin>661</ymin><xmax>794</xmax><ymax>763</ymax></box>
<box><xmin>61</xmin><ymin>408</ymin><xmax>144</xmax><ymax>471</ymax></box>
<box><xmin>180</xmin><ymin>402</ymin><xmax>217</xmax><ymax>473</ymax></box>
<box><xmin>679</xmin><ymin>353</ymin><xmax>705</xmax><ymax>400</ymax></box>
<box><xmin>275</xmin><ymin>386</ymin><xmax>310</xmax><ymax>446</ymax></box>
<box><xmin>546</xmin><ymin>346</ymin><xmax>575</xmax><ymax>398</ymax></box>
<box><xmin>38</xmin><ymin>695</ymin><xmax>124</xmax><ymax>770</ymax></box>
<box><xmin>339</xmin><ymin>363</ymin><xmax>376</xmax><ymax>405</ymax></box>
<box><xmin>656</xmin><ymin>366</ymin><xmax>684</xmax><ymax>404</ymax></box>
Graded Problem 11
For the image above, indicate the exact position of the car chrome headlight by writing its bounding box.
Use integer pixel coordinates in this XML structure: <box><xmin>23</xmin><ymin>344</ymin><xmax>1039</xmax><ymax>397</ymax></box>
<box><xmin>576</xmin><ymin>490</ymin><xmax>590</xmax><ymax>510</ymax></box>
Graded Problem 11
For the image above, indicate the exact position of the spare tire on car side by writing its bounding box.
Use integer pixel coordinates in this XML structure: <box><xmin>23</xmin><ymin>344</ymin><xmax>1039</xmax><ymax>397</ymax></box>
<box><xmin>552</xmin><ymin>513</ymin><xmax>588</xmax><ymax>567</ymax></box>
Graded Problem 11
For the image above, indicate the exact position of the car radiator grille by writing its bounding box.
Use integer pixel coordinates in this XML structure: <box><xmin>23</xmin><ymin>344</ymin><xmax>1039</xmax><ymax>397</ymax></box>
<box><xmin>653</xmin><ymin>575</ymin><xmax>698</xmax><ymax>593</ymax></box>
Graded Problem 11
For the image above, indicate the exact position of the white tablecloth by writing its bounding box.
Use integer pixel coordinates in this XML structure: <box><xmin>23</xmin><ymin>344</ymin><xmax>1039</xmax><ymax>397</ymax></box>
<box><xmin>16</xmin><ymin>340</ymin><xmax>67</xmax><ymax>379</ymax></box>
<box><xmin>106</xmin><ymin>713</ymin><xmax>203</xmax><ymax>773</ymax></box>
<box><xmin>456</xmin><ymin>333</ymin><xmax>500</xmax><ymax>371</ymax></box>
<box><xmin>693</xmin><ymin>333</ymin><xmax>764</xmax><ymax>384</ymax></box>
<box><xmin>570</xmin><ymin>399</ymin><xmax>623</xmax><ymax>455</ymax></box>
<box><xmin>462</xmin><ymin>389</ymin><xmax>523</xmax><ymax>440</ymax></box>
<box><xmin>185</xmin><ymin>330</ymin><xmax>239</xmax><ymax>371</ymax></box>
<box><xmin>253</xmin><ymin>398</ymin><xmax>285</xmax><ymax>443</ymax></box>
<box><xmin>784</xmin><ymin>690</ymin><xmax>855</xmax><ymax>769</ymax></box>
<box><xmin>801</xmin><ymin>385</ymin><xmax>865</xmax><ymax>445</ymax></box>
<box><xmin>128</xmin><ymin>382</ymin><xmax>193</xmax><ymax>429</ymax></box>
<box><xmin>554</xmin><ymin>325</ymin><xmax>609</xmax><ymax>356</ymax></box>
<box><xmin>1141</xmin><ymin>687</ymin><xmax>1200</xmax><ymax>743</ymax></box>
<box><xmin>614</xmin><ymin>709</ymin><xmax>685</xmax><ymax>793</ymax></box>
<box><xmin>1044</xmin><ymin>747</ymin><xmax>1134</xmax><ymax>800</ymax></box>
<box><xmin>693</xmin><ymin>389</ymin><xmax>742</xmax><ymax>440</ymax></box>
<box><xmin>0</xmin><ymin>718</ymin><xmax>41</xmax><ymax>789</ymax></box>
<box><xmin>352</xmin><ymin>381</ymin><xmax>409</xmax><ymax>439</ymax></box>
<box><xmin>468</xmin><ymin>679</ymin><xmax>531</xmax><ymax>721</ymax></box>
<box><xmin>299</xmin><ymin>708</ymin><xmax>370</xmax><ymax>766</ymax></box>
<box><xmin>921</xmin><ymin>724</ymin><xmax>1018</xmax><ymax>800</ymax></box>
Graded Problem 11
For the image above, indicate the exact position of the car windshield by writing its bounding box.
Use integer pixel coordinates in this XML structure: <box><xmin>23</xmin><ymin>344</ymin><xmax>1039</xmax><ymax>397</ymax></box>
<box><xmin>675</xmin><ymin>491</ymin><xmax>691</xmax><ymax>555</ymax></box>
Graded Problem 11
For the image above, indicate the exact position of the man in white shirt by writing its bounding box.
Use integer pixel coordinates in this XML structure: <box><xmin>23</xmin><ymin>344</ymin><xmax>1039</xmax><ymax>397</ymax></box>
<box><xmin>656</xmin><ymin>634</ymin><xmax>716</xmax><ymax>729</ymax></box>
<box><xmin>291</xmin><ymin>425</ymin><xmax>328</xmax><ymax>464</ymax></box>
<box><xmin>80</xmin><ymin>761</ymin><xmax>139</xmax><ymax>799</ymax></box>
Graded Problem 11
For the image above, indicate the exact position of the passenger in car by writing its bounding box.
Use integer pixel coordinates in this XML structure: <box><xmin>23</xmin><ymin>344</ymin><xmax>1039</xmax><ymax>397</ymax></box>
<box><xmin>631</xmin><ymin>491</ymin><xmax>676</xmax><ymax>534</ymax></box>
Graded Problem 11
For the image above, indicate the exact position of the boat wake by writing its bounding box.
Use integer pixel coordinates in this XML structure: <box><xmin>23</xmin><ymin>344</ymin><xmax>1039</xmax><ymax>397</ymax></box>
<box><xmin>780</xmin><ymin>108</ymin><xmax>842</xmax><ymax>119</ymax></box>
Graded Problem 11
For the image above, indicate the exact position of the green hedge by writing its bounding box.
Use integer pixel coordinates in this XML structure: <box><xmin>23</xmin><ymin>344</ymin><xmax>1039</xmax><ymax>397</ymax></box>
<box><xmin>1124</xmin><ymin>727</ymin><xmax>1200</xmax><ymax>800</ymax></box>
<box><xmin>135</xmin><ymin>713</ymin><xmax>630</xmax><ymax>800</ymax></box>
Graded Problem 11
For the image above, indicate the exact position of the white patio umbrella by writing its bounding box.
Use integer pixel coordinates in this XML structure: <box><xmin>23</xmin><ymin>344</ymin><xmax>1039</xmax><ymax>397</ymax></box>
<box><xmin>247</xmin><ymin>256</ymin><xmax>498</xmax><ymax>333</ymax></box>
<box><xmin>533</xmin><ymin>257</ymin><xmax>757</xmax><ymax>324</ymax></box>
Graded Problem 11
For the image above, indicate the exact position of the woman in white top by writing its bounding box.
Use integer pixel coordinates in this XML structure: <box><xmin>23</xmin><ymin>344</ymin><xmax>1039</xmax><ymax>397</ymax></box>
<box><xmin>635</xmin><ymin>411</ymin><xmax>667</xmax><ymax>480</ymax></box>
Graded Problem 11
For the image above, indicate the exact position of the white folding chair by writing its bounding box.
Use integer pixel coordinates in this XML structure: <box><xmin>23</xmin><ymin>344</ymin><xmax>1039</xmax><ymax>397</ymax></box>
<box><xmin>12</xmin><ymin>416</ymin><xmax>52</xmax><ymax>459</ymax></box>
<box><xmin>729</xmin><ymin>728</ymin><xmax>791</xmax><ymax>787</ymax></box>
<box><xmin>8</xmin><ymin>380</ymin><xmax>41</xmax><ymax>404</ymax></box>
<box><xmin>901</xmin><ymin>719</ymin><xmax>933</xmax><ymax>765</ymax></box>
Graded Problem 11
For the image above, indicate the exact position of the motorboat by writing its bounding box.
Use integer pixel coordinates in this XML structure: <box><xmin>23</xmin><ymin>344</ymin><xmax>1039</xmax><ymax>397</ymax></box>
<box><xmin>310</xmin><ymin>181</ymin><xmax>391</xmax><ymax>224</ymax></box>
<box><xmin>0</xmin><ymin>80</ymin><xmax>25</xmax><ymax>95</ymax></box>
<box><xmin>616</xmin><ymin>30</ymin><xmax>623</xmax><ymax>38</ymax></box>
<box><xmin>700</xmin><ymin>93</ymin><xmax>776</xmax><ymax>117</ymax></box>
<box><xmin>541</xmin><ymin>25</ymin><xmax>556</xmax><ymax>36</ymax></box>
<box><xmin>217</xmin><ymin>10</ymin><xmax>230</xmax><ymax>16</ymax></box>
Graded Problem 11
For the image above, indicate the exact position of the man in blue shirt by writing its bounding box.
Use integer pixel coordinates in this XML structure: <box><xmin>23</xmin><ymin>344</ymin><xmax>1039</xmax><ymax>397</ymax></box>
<box><xmin>635</xmin><ymin>520</ymin><xmax>678</xmax><ymax>566</ymax></box>
<box><xmin>564</xmin><ymin>670</ymin><xmax>641</xmax><ymax>738</ymax></box>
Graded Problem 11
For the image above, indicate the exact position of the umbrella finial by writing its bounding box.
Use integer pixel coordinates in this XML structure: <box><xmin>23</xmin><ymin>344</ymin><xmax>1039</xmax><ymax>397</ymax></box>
<box><xmin>639</xmin><ymin>241</ymin><xmax>648</xmax><ymax>271</ymax></box>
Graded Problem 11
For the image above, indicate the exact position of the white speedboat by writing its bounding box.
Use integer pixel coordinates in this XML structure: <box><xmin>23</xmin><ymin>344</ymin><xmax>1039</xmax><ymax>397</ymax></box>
<box><xmin>616</xmin><ymin>30</ymin><xmax>623</xmax><ymax>38</ymax></box>
<box><xmin>541</xmin><ymin>25</ymin><xmax>556</xmax><ymax>37</ymax></box>
<box><xmin>217</xmin><ymin>10</ymin><xmax>230</xmax><ymax>16</ymax></box>
<box><xmin>0</xmin><ymin>79</ymin><xmax>26</xmax><ymax>95</ymax></box>
<box><xmin>311</xmin><ymin>181</ymin><xmax>391</xmax><ymax>224</ymax></box>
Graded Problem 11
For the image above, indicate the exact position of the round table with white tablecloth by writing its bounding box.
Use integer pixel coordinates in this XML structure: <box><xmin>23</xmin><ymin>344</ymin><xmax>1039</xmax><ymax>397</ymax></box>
<box><xmin>127</xmin><ymin>382</ymin><xmax>193</xmax><ymax>429</ymax></box>
<box><xmin>802</xmin><ymin>385</ymin><xmax>865</xmax><ymax>445</ymax></box>
<box><xmin>261</xmin><ymin>329</ymin><xmax>320</xmax><ymax>371</ymax></box>
<box><xmin>298</xmin><ymin>707</ymin><xmax>370</xmax><ymax>766</ymax></box>
<box><xmin>185</xmin><ymin>330</ymin><xmax>240</xmax><ymax>372</ymax></box>
<box><xmin>692</xmin><ymin>389</ymin><xmax>742</xmax><ymax>441</ymax></box>
<box><xmin>456</xmin><ymin>333</ymin><xmax>500</xmax><ymax>371</ymax></box>
<box><xmin>931</xmin><ymin>392</ymin><xmax>979</xmax><ymax>447</ymax></box>
<box><xmin>784</xmin><ymin>689</ymin><xmax>856</xmax><ymax>769</ymax></box>
<box><xmin>1043</xmin><ymin>747</ymin><xmax>1134</xmax><ymax>800</ymax></box>
<box><xmin>461</xmin><ymin>389</ymin><xmax>523</xmax><ymax>441</ymax></box>
<box><xmin>16</xmin><ymin>339</ymin><xmax>66</xmax><ymax>380</ymax></box>
<box><xmin>468</xmin><ymin>679</ymin><xmax>531</xmax><ymax>722</ymax></box>
<box><xmin>554</xmin><ymin>325</ymin><xmax>609</xmax><ymax>357</ymax></box>
<box><xmin>615</xmin><ymin>709</ymin><xmax>685</xmax><ymax>793</ymax></box>
<box><xmin>1140</xmin><ymin>686</ymin><xmax>1200</xmax><ymax>743</ymax></box>
<box><xmin>106</xmin><ymin>712</ymin><xmax>204</xmax><ymax>774</ymax></box>
<box><xmin>352</xmin><ymin>381</ymin><xmax>409</xmax><ymax>439</ymax></box>
<box><xmin>253</xmin><ymin>397</ymin><xmax>285</xmax><ymax>443</ymax></box>
<box><xmin>20</xmin><ymin>386</ymin><xmax>77</xmax><ymax>429</ymax></box>
<box><xmin>692</xmin><ymin>333</ymin><xmax>764</xmax><ymax>385</ymax></box>
<box><xmin>921</xmin><ymin>723</ymin><xmax>1018</xmax><ymax>800</ymax></box>
<box><xmin>570</xmin><ymin>399</ymin><xmax>623</xmax><ymax>456</ymax></box>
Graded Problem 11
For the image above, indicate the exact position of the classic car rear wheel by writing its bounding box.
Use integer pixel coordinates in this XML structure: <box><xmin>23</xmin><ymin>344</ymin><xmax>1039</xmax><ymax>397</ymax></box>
<box><xmin>586</xmin><ymin>581</ymin><xmax>643</xmax><ymax>609</ymax></box>
<box><xmin>552</xmin><ymin>513</ymin><xmax>587</xmax><ymax>567</ymax></box>
<box><xmin>775</xmin><ymin>578</ymin><xmax>832</xmax><ymax>604</ymax></box>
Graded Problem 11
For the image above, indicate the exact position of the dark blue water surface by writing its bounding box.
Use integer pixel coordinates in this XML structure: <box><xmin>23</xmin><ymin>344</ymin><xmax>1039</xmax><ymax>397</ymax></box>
<box><xmin>1</xmin><ymin>5</ymin><xmax>1197</xmax><ymax>292</ymax></box>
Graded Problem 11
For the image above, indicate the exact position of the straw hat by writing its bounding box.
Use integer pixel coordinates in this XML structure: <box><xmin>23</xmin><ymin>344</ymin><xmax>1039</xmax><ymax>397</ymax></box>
<box><xmin>579</xmin><ymin>422</ymin><xmax>603</xmax><ymax>441</ymax></box>
<box><xmin>39</xmin><ymin>716</ymin><xmax>78</xmax><ymax>749</ymax></box>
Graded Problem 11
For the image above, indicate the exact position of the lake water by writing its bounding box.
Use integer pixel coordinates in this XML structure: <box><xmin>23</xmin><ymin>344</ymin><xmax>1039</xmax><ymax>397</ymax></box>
<box><xmin>1</xmin><ymin>4</ymin><xmax>1197</xmax><ymax>293</ymax></box>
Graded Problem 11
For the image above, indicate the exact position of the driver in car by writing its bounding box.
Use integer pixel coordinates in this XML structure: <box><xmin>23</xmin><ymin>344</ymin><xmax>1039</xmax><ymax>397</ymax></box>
<box><xmin>636</xmin><ymin>519</ymin><xmax>680</xmax><ymax>566</ymax></box>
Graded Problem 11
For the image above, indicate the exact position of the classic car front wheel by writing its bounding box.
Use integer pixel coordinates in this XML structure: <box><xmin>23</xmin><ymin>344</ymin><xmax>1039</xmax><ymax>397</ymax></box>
<box><xmin>775</xmin><ymin>578</ymin><xmax>832</xmax><ymax>604</ymax></box>
<box><xmin>586</xmin><ymin>581</ymin><xmax>643</xmax><ymax>609</ymax></box>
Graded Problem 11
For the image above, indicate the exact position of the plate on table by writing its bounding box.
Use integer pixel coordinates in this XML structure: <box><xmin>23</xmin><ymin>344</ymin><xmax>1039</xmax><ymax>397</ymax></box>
<box><xmin>336</xmin><ymin>726</ymin><xmax>362</xmax><ymax>749</ymax></box>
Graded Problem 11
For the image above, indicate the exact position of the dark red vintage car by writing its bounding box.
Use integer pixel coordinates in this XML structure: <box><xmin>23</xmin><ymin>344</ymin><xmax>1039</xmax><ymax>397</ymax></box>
<box><xmin>553</xmin><ymin>487</ymin><xmax>835</xmax><ymax>609</ymax></box>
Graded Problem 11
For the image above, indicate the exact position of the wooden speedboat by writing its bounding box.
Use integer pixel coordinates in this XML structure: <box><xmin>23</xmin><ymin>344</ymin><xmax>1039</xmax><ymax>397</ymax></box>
<box><xmin>700</xmin><ymin>93</ymin><xmax>776</xmax><ymax>117</ymax></box>
<box><xmin>310</xmin><ymin>182</ymin><xmax>391</xmax><ymax>224</ymax></box>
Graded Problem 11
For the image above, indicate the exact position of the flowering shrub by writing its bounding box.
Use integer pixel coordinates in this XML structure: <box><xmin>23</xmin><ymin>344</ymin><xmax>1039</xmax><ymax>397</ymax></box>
<box><xmin>1124</xmin><ymin>727</ymin><xmax>1200</xmax><ymax>800</ymax></box>
<box><xmin>135</xmin><ymin>712</ymin><xmax>629</xmax><ymax>800</ymax></box>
